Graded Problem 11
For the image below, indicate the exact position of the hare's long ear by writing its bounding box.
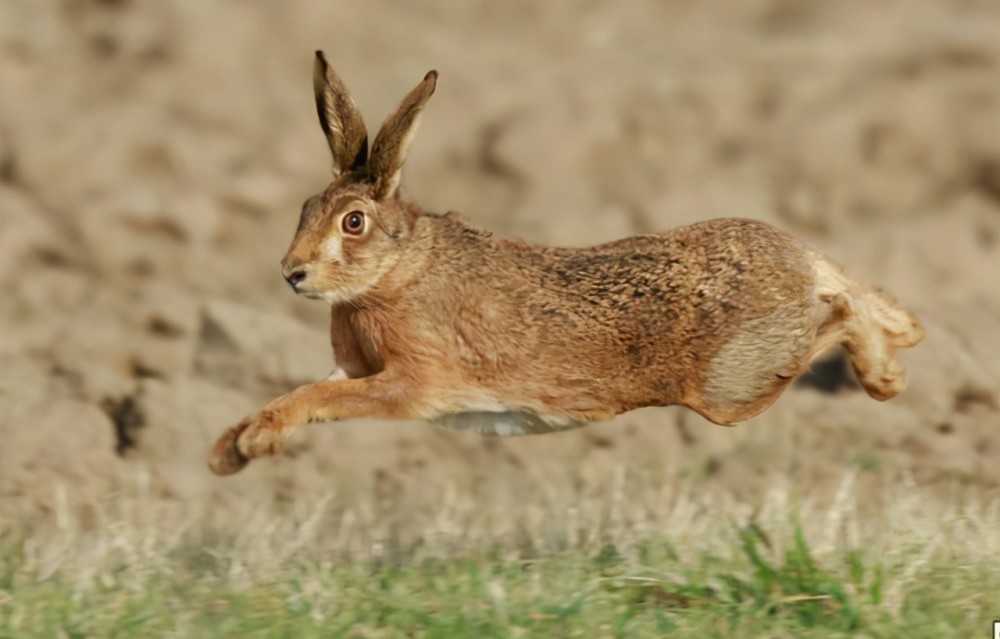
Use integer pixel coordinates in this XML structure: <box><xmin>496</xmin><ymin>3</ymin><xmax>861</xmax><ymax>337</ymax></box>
<box><xmin>368</xmin><ymin>70</ymin><xmax>437</xmax><ymax>199</ymax></box>
<box><xmin>314</xmin><ymin>51</ymin><xmax>368</xmax><ymax>177</ymax></box>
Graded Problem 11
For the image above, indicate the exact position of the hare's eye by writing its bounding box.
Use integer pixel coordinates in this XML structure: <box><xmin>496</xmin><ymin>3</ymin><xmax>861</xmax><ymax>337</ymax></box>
<box><xmin>342</xmin><ymin>211</ymin><xmax>366</xmax><ymax>235</ymax></box>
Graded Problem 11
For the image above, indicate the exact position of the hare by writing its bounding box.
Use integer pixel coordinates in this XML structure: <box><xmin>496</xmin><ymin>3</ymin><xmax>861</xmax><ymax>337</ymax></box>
<box><xmin>208</xmin><ymin>51</ymin><xmax>923</xmax><ymax>476</ymax></box>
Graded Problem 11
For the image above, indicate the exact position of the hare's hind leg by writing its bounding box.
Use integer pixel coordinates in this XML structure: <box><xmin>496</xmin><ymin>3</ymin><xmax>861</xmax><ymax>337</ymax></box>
<box><xmin>813</xmin><ymin>261</ymin><xmax>923</xmax><ymax>401</ymax></box>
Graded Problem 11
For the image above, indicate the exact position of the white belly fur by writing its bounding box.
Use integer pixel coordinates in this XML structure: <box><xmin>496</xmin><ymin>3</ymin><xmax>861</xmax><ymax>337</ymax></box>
<box><xmin>432</xmin><ymin>410</ymin><xmax>583</xmax><ymax>436</ymax></box>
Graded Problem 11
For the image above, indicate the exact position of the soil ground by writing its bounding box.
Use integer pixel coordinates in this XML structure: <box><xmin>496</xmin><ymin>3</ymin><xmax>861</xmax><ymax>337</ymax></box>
<box><xmin>1</xmin><ymin>1</ymin><xmax>999</xmax><ymax>633</ymax></box>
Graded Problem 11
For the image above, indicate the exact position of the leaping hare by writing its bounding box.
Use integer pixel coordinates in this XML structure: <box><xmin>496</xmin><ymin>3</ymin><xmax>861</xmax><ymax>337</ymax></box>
<box><xmin>208</xmin><ymin>51</ymin><xmax>923</xmax><ymax>475</ymax></box>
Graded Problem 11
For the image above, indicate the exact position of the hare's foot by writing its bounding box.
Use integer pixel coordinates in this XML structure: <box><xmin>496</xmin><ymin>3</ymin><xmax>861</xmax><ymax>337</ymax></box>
<box><xmin>847</xmin><ymin>337</ymin><xmax>907</xmax><ymax>401</ymax></box>
<box><xmin>235</xmin><ymin>409</ymin><xmax>292</xmax><ymax>460</ymax></box>
<box><xmin>843</xmin><ymin>293</ymin><xmax>921</xmax><ymax>401</ymax></box>
<box><xmin>207</xmin><ymin>410</ymin><xmax>293</xmax><ymax>476</ymax></box>
<box><xmin>208</xmin><ymin>417</ymin><xmax>255</xmax><ymax>475</ymax></box>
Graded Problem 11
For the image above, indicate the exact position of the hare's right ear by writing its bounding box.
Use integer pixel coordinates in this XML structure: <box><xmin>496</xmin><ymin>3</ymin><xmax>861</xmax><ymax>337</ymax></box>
<box><xmin>313</xmin><ymin>51</ymin><xmax>368</xmax><ymax>177</ymax></box>
<box><xmin>368</xmin><ymin>70</ymin><xmax>437</xmax><ymax>200</ymax></box>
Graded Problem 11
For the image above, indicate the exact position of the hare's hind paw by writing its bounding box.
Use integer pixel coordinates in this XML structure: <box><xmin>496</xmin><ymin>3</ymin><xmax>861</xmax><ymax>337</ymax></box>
<box><xmin>855</xmin><ymin>353</ymin><xmax>908</xmax><ymax>401</ymax></box>
<box><xmin>841</xmin><ymin>289</ymin><xmax>921</xmax><ymax>402</ymax></box>
<box><xmin>208</xmin><ymin>419</ymin><xmax>252</xmax><ymax>475</ymax></box>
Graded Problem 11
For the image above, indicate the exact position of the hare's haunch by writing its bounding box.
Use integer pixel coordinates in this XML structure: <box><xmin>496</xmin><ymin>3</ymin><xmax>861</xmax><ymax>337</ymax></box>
<box><xmin>208</xmin><ymin>52</ymin><xmax>922</xmax><ymax>476</ymax></box>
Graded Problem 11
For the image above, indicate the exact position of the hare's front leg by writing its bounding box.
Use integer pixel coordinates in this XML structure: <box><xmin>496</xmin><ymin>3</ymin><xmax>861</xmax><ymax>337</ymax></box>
<box><xmin>208</xmin><ymin>374</ymin><xmax>410</xmax><ymax>475</ymax></box>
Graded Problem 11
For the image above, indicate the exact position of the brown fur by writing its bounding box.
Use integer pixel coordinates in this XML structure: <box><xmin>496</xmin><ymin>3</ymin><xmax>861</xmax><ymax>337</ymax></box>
<box><xmin>208</xmin><ymin>53</ymin><xmax>923</xmax><ymax>476</ymax></box>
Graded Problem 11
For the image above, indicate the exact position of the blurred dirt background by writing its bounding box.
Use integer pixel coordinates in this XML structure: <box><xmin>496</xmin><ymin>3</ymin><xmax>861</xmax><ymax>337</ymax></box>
<box><xmin>1</xmin><ymin>0</ymin><xmax>999</xmax><ymax>549</ymax></box>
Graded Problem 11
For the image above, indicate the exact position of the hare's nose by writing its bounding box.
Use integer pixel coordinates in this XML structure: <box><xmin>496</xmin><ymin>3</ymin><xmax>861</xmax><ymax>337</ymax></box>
<box><xmin>285</xmin><ymin>268</ymin><xmax>307</xmax><ymax>291</ymax></box>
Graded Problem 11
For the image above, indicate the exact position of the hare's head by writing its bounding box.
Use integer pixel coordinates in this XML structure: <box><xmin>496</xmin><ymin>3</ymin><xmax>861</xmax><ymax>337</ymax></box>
<box><xmin>281</xmin><ymin>51</ymin><xmax>436</xmax><ymax>304</ymax></box>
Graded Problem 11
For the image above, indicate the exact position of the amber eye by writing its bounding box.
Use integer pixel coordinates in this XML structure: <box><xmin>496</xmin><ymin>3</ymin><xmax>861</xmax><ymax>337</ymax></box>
<box><xmin>342</xmin><ymin>211</ymin><xmax>366</xmax><ymax>235</ymax></box>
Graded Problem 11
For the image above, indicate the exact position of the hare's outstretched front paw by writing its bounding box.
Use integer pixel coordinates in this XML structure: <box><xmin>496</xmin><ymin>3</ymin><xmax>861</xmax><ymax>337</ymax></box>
<box><xmin>207</xmin><ymin>417</ymin><xmax>253</xmax><ymax>476</ymax></box>
<box><xmin>235</xmin><ymin>410</ymin><xmax>289</xmax><ymax>460</ymax></box>
<box><xmin>207</xmin><ymin>411</ymin><xmax>288</xmax><ymax>476</ymax></box>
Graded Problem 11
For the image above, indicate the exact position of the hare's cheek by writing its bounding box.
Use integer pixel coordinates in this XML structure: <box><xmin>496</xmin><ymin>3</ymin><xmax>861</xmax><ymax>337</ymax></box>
<box><xmin>338</xmin><ymin>237</ymin><xmax>374</xmax><ymax>267</ymax></box>
<box><xmin>320</xmin><ymin>234</ymin><xmax>343</xmax><ymax>262</ymax></box>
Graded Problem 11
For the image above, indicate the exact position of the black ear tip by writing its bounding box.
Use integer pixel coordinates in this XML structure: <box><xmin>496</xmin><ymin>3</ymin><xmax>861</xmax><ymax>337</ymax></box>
<box><xmin>315</xmin><ymin>50</ymin><xmax>326</xmax><ymax>62</ymax></box>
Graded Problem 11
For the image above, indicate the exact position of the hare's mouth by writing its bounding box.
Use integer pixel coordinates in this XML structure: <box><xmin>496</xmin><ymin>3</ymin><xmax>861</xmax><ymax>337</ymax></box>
<box><xmin>290</xmin><ymin>279</ymin><xmax>324</xmax><ymax>299</ymax></box>
<box><xmin>297</xmin><ymin>288</ymin><xmax>336</xmax><ymax>304</ymax></box>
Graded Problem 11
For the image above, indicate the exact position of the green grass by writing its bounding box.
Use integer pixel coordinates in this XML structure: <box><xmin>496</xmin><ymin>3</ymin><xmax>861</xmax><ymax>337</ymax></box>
<box><xmin>2</xmin><ymin>522</ymin><xmax>996</xmax><ymax>638</ymax></box>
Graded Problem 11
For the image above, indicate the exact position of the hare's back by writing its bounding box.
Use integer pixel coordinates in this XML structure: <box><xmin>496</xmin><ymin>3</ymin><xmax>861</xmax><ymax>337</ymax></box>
<box><xmin>540</xmin><ymin>218</ymin><xmax>816</xmax><ymax>321</ymax></box>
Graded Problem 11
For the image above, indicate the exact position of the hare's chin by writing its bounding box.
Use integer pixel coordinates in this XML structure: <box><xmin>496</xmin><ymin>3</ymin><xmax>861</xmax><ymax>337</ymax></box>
<box><xmin>319</xmin><ymin>290</ymin><xmax>362</xmax><ymax>305</ymax></box>
<box><xmin>295</xmin><ymin>286</ymin><xmax>350</xmax><ymax>303</ymax></box>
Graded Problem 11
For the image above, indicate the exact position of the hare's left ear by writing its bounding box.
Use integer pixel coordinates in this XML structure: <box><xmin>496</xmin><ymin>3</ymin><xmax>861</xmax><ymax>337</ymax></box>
<box><xmin>368</xmin><ymin>70</ymin><xmax>437</xmax><ymax>199</ymax></box>
<box><xmin>314</xmin><ymin>51</ymin><xmax>369</xmax><ymax>177</ymax></box>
